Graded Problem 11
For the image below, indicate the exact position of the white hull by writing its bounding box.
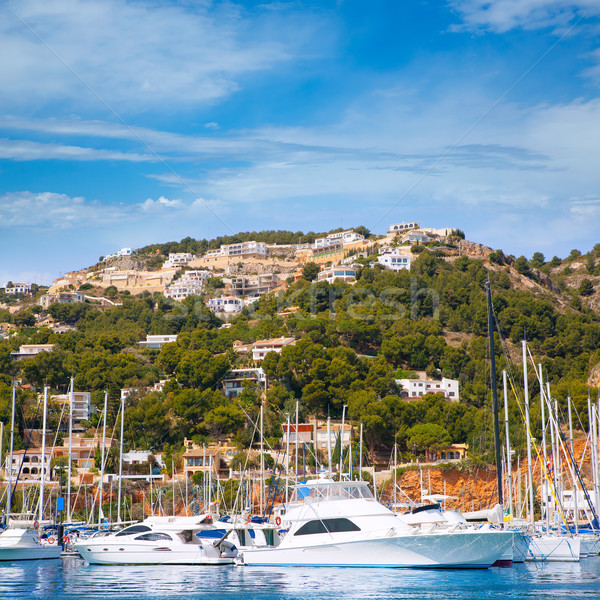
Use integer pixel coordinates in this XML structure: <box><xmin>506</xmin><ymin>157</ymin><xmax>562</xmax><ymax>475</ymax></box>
<box><xmin>242</xmin><ymin>530</ymin><xmax>514</xmax><ymax>568</ymax></box>
<box><xmin>77</xmin><ymin>544</ymin><xmax>234</xmax><ymax>565</ymax></box>
<box><xmin>521</xmin><ymin>535</ymin><xmax>581</xmax><ymax>562</ymax></box>
<box><xmin>0</xmin><ymin>528</ymin><xmax>62</xmax><ymax>561</ymax></box>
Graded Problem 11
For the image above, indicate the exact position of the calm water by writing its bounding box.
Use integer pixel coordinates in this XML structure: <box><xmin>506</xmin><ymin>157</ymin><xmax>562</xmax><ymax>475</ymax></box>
<box><xmin>0</xmin><ymin>557</ymin><xmax>599</xmax><ymax>600</ymax></box>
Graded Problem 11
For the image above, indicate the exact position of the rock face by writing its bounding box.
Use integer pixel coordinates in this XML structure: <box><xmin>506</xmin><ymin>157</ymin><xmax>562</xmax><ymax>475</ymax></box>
<box><xmin>457</xmin><ymin>240</ymin><xmax>494</xmax><ymax>259</ymax></box>
<box><xmin>110</xmin><ymin>256</ymin><xmax>148</xmax><ymax>271</ymax></box>
<box><xmin>531</xmin><ymin>269</ymin><xmax>561</xmax><ymax>293</ymax></box>
<box><xmin>587</xmin><ymin>362</ymin><xmax>600</xmax><ymax>388</ymax></box>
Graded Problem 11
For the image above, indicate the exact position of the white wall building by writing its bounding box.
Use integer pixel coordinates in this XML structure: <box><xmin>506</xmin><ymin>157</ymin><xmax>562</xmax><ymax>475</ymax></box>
<box><xmin>377</xmin><ymin>248</ymin><xmax>411</xmax><ymax>271</ymax></box>
<box><xmin>5</xmin><ymin>283</ymin><xmax>32</xmax><ymax>295</ymax></box>
<box><xmin>317</xmin><ymin>265</ymin><xmax>358</xmax><ymax>284</ymax></box>
<box><xmin>138</xmin><ymin>334</ymin><xmax>178</xmax><ymax>349</ymax></box>
<box><xmin>205</xmin><ymin>241</ymin><xmax>268</xmax><ymax>259</ymax></box>
<box><xmin>222</xmin><ymin>368</ymin><xmax>266</xmax><ymax>398</ymax></box>
<box><xmin>164</xmin><ymin>270</ymin><xmax>211</xmax><ymax>301</ymax></box>
<box><xmin>103</xmin><ymin>247</ymin><xmax>133</xmax><ymax>261</ymax></box>
<box><xmin>397</xmin><ymin>377</ymin><xmax>459</xmax><ymax>401</ymax></box>
<box><xmin>401</xmin><ymin>230</ymin><xmax>433</xmax><ymax>244</ymax></box>
<box><xmin>251</xmin><ymin>337</ymin><xmax>296</xmax><ymax>361</ymax></box>
<box><xmin>39</xmin><ymin>292</ymin><xmax>86</xmax><ymax>309</ymax></box>
<box><xmin>387</xmin><ymin>222</ymin><xmax>420</xmax><ymax>236</ymax></box>
<box><xmin>52</xmin><ymin>391</ymin><xmax>94</xmax><ymax>422</ymax></box>
<box><xmin>4</xmin><ymin>448</ymin><xmax>54</xmax><ymax>480</ymax></box>
<box><xmin>11</xmin><ymin>344</ymin><xmax>56</xmax><ymax>359</ymax></box>
<box><xmin>314</xmin><ymin>230</ymin><xmax>364</xmax><ymax>249</ymax></box>
<box><xmin>164</xmin><ymin>253</ymin><xmax>196</xmax><ymax>268</ymax></box>
<box><xmin>207</xmin><ymin>296</ymin><xmax>244</xmax><ymax>315</ymax></box>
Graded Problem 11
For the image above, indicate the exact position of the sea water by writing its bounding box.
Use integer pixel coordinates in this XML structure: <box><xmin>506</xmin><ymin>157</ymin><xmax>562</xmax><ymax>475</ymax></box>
<box><xmin>0</xmin><ymin>558</ymin><xmax>599</xmax><ymax>600</ymax></box>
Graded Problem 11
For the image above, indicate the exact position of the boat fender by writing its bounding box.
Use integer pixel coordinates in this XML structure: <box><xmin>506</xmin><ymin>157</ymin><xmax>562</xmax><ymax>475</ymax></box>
<box><xmin>34</xmin><ymin>520</ymin><xmax>39</xmax><ymax>529</ymax></box>
<box><xmin>48</xmin><ymin>537</ymin><xmax>55</xmax><ymax>544</ymax></box>
<box><xmin>275</xmin><ymin>516</ymin><xmax>281</xmax><ymax>526</ymax></box>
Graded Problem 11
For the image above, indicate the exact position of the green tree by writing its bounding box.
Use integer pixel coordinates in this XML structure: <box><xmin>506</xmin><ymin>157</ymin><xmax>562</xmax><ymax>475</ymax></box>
<box><xmin>406</xmin><ymin>423</ymin><xmax>451</xmax><ymax>458</ymax></box>
<box><xmin>579</xmin><ymin>279</ymin><xmax>594</xmax><ymax>296</ymax></box>
<box><xmin>302</xmin><ymin>262</ymin><xmax>320</xmax><ymax>282</ymax></box>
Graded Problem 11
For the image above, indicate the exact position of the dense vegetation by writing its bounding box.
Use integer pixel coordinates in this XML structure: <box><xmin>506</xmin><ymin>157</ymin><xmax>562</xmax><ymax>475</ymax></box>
<box><xmin>1</xmin><ymin>238</ymin><xmax>599</xmax><ymax>466</ymax></box>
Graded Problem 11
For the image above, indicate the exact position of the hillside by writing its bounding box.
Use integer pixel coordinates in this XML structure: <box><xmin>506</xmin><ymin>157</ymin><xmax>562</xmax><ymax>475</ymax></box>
<box><xmin>1</xmin><ymin>232</ymin><xmax>600</xmax><ymax>469</ymax></box>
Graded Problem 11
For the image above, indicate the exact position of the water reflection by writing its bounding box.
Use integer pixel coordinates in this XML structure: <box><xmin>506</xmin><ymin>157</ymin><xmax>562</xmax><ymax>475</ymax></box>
<box><xmin>0</xmin><ymin>558</ymin><xmax>598</xmax><ymax>600</ymax></box>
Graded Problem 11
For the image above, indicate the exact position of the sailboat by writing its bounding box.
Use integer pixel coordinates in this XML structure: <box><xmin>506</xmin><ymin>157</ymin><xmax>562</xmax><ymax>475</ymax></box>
<box><xmin>0</xmin><ymin>386</ymin><xmax>62</xmax><ymax>561</ymax></box>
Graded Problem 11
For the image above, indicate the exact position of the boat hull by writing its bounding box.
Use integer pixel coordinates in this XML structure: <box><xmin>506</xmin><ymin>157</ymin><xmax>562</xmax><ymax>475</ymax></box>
<box><xmin>521</xmin><ymin>535</ymin><xmax>581</xmax><ymax>562</ymax></box>
<box><xmin>0</xmin><ymin>545</ymin><xmax>62</xmax><ymax>561</ymax></box>
<box><xmin>76</xmin><ymin>543</ymin><xmax>234</xmax><ymax>565</ymax></box>
<box><xmin>241</xmin><ymin>530</ymin><xmax>514</xmax><ymax>568</ymax></box>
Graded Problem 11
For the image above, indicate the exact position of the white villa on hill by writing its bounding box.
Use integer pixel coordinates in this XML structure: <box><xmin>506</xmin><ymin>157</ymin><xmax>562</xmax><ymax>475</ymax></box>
<box><xmin>397</xmin><ymin>377</ymin><xmax>459</xmax><ymax>401</ymax></box>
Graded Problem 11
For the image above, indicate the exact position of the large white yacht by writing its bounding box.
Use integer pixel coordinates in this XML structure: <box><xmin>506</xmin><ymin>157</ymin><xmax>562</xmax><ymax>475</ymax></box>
<box><xmin>240</xmin><ymin>479</ymin><xmax>513</xmax><ymax>568</ymax></box>
<box><xmin>75</xmin><ymin>515</ymin><xmax>238</xmax><ymax>565</ymax></box>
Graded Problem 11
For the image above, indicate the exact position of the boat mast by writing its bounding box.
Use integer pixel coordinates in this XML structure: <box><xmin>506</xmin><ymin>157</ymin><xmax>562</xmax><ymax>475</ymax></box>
<box><xmin>339</xmin><ymin>405</ymin><xmax>347</xmax><ymax>481</ymax></box>
<box><xmin>568</xmin><ymin>397</ymin><xmax>578</xmax><ymax>534</ymax></box>
<box><xmin>259</xmin><ymin>404</ymin><xmax>264</xmax><ymax>516</ymax></box>
<box><xmin>6</xmin><ymin>384</ymin><xmax>16</xmax><ymax>518</ymax></box>
<box><xmin>359</xmin><ymin>422</ymin><xmax>363</xmax><ymax>476</ymax></box>
<box><xmin>539</xmin><ymin>364</ymin><xmax>550</xmax><ymax>530</ymax></box>
<box><xmin>326</xmin><ymin>417</ymin><xmax>332</xmax><ymax>478</ymax></box>
<box><xmin>485</xmin><ymin>281</ymin><xmax>503</xmax><ymax>507</ymax></box>
<box><xmin>99</xmin><ymin>391</ymin><xmax>108</xmax><ymax>526</ymax></box>
<box><xmin>295</xmin><ymin>401</ymin><xmax>299</xmax><ymax>483</ymax></box>
<box><xmin>522</xmin><ymin>341</ymin><xmax>535</xmax><ymax>525</ymax></box>
<box><xmin>502</xmin><ymin>370</ymin><xmax>513</xmax><ymax>517</ymax></box>
<box><xmin>285</xmin><ymin>412</ymin><xmax>290</xmax><ymax>506</ymax></box>
<box><xmin>117</xmin><ymin>393</ymin><xmax>124</xmax><ymax>523</ymax></box>
<box><xmin>39</xmin><ymin>386</ymin><xmax>48</xmax><ymax>525</ymax></box>
<box><xmin>67</xmin><ymin>377</ymin><xmax>74</xmax><ymax>522</ymax></box>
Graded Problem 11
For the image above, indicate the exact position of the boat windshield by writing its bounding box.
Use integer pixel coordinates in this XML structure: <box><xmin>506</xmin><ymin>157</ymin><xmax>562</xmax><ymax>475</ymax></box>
<box><xmin>291</xmin><ymin>481</ymin><xmax>373</xmax><ymax>503</ymax></box>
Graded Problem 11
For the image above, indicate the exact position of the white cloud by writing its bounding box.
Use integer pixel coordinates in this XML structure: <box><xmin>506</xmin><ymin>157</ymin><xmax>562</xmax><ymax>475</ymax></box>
<box><xmin>449</xmin><ymin>0</ymin><xmax>600</xmax><ymax>33</ymax></box>
<box><xmin>0</xmin><ymin>191</ymin><xmax>128</xmax><ymax>227</ymax></box>
<box><xmin>0</xmin><ymin>138</ymin><xmax>152</xmax><ymax>162</ymax></box>
<box><xmin>569</xmin><ymin>195</ymin><xmax>600</xmax><ymax>218</ymax></box>
<box><xmin>141</xmin><ymin>196</ymin><xmax>183</xmax><ymax>211</ymax></box>
<box><xmin>0</xmin><ymin>0</ymin><xmax>322</xmax><ymax>113</ymax></box>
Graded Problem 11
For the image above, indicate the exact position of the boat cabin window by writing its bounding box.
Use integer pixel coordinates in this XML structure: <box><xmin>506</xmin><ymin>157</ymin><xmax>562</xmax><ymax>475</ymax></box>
<box><xmin>294</xmin><ymin>483</ymin><xmax>374</xmax><ymax>502</ymax></box>
<box><xmin>116</xmin><ymin>525</ymin><xmax>152</xmax><ymax>537</ymax></box>
<box><xmin>135</xmin><ymin>532</ymin><xmax>173</xmax><ymax>541</ymax></box>
<box><xmin>295</xmin><ymin>518</ymin><xmax>360</xmax><ymax>536</ymax></box>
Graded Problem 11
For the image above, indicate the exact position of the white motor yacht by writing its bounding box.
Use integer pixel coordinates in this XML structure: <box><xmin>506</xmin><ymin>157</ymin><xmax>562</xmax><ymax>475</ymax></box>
<box><xmin>75</xmin><ymin>515</ymin><xmax>238</xmax><ymax>565</ymax></box>
<box><xmin>240</xmin><ymin>479</ymin><xmax>513</xmax><ymax>568</ymax></box>
<box><xmin>0</xmin><ymin>524</ymin><xmax>62</xmax><ymax>561</ymax></box>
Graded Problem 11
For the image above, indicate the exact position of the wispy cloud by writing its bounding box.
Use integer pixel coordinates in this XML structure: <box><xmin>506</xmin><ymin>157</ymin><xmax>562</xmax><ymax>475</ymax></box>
<box><xmin>0</xmin><ymin>138</ymin><xmax>152</xmax><ymax>162</ymax></box>
<box><xmin>0</xmin><ymin>0</ymin><xmax>325</xmax><ymax>113</ymax></box>
<box><xmin>449</xmin><ymin>0</ymin><xmax>600</xmax><ymax>33</ymax></box>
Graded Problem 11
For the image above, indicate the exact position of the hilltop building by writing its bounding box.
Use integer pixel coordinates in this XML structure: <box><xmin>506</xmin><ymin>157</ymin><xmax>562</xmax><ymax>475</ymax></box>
<box><xmin>11</xmin><ymin>344</ymin><xmax>56</xmax><ymax>360</ymax></box>
<box><xmin>164</xmin><ymin>253</ymin><xmax>196</xmax><ymax>269</ymax></box>
<box><xmin>5</xmin><ymin>283</ymin><xmax>32</xmax><ymax>295</ymax></box>
<box><xmin>207</xmin><ymin>296</ymin><xmax>244</xmax><ymax>316</ymax></box>
<box><xmin>39</xmin><ymin>291</ymin><xmax>86</xmax><ymax>309</ymax></box>
<box><xmin>377</xmin><ymin>247</ymin><xmax>411</xmax><ymax>271</ymax></box>
<box><xmin>251</xmin><ymin>337</ymin><xmax>296</xmax><ymax>361</ymax></box>
<box><xmin>51</xmin><ymin>391</ymin><xmax>94</xmax><ymax>426</ymax></box>
<box><xmin>317</xmin><ymin>265</ymin><xmax>358</xmax><ymax>284</ymax></box>
<box><xmin>222</xmin><ymin>368</ymin><xmax>266</xmax><ymax>398</ymax></box>
<box><xmin>314</xmin><ymin>230</ymin><xmax>364</xmax><ymax>249</ymax></box>
<box><xmin>138</xmin><ymin>334</ymin><xmax>178</xmax><ymax>349</ymax></box>
<box><xmin>205</xmin><ymin>241</ymin><xmax>268</xmax><ymax>259</ymax></box>
<box><xmin>397</xmin><ymin>377</ymin><xmax>459</xmax><ymax>401</ymax></box>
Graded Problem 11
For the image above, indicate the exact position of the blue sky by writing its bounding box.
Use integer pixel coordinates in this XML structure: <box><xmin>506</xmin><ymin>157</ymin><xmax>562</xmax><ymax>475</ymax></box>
<box><xmin>2</xmin><ymin>0</ymin><xmax>600</xmax><ymax>285</ymax></box>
